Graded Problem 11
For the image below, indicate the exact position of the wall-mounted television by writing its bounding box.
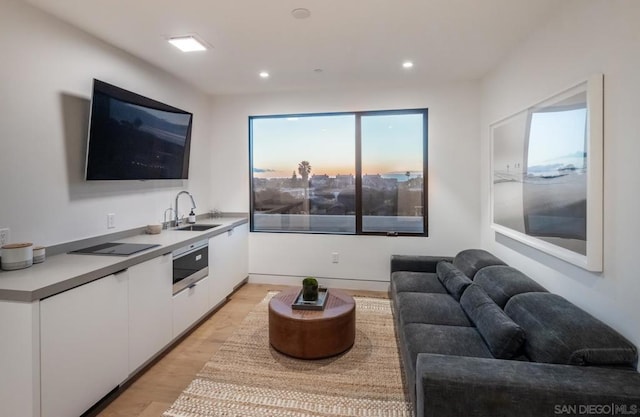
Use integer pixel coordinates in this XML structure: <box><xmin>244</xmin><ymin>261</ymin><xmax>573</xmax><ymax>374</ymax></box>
<box><xmin>85</xmin><ymin>79</ymin><xmax>193</xmax><ymax>180</ymax></box>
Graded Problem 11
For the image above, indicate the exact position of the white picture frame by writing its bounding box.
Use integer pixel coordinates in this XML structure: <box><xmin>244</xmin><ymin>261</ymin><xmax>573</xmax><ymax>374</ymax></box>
<box><xmin>490</xmin><ymin>74</ymin><xmax>603</xmax><ymax>271</ymax></box>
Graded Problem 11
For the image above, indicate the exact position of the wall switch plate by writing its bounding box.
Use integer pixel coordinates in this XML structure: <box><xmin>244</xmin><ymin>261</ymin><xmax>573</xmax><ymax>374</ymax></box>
<box><xmin>107</xmin><ymin>213</ymin><xmax>116</xmax><ymax>229</ymax></box>
<box><xmin>0</xmin><ymin>228</ymin><xmax>9</xmax><ymax>246</ymax></box>
<box><xmin>331</xmin><ymin>252</ymin><xmax>339</xmax><ymax>263</ymax></box>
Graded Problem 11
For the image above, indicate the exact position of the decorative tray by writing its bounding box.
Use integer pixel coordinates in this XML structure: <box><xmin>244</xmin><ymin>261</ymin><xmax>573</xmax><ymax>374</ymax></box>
<box><xmin>292</xmin><ymin>288</ymin><xmax>329</xmax><ymax>311</ymax></box>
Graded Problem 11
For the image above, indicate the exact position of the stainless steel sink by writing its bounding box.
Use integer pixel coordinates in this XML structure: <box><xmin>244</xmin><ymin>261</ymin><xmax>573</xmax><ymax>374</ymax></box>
<box><xmin>176</xmin><ymin>224</ymin><xmax>221</xmax><ymax>231</ymax></box>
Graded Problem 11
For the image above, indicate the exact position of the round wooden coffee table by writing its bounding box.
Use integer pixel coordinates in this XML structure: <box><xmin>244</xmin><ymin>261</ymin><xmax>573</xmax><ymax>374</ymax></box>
<box><xmin>268</xmin><ymin>287</ymin><xmax>356</xmax><ymax>359</ymax></box>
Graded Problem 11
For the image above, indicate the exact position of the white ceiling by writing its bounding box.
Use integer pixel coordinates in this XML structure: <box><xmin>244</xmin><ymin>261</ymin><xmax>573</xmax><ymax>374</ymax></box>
<box><xmin>22</xmin><ymin>0</ymin><xmax>558</xmax><ymax>95</ymax></box>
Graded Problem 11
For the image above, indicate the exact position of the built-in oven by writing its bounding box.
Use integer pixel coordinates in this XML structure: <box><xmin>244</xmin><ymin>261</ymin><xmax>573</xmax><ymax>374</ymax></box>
<box><xmin>172</xmin><ymin>239</ymin><xmax>208</xmax><ymax>295</ymax></box>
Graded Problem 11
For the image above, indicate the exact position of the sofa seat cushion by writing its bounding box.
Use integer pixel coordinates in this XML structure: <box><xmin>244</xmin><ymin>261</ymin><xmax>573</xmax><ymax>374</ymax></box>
<box><xmin>396</xmin><ymin>292</ymin><xmax>472</xmax><ymax>327</ymax></box>
<box><xmin>436</xmin><ymin>261</ymin><xmax>472</xmax><ymax>301</ymax></box>
<box><xmin>460</xmin><ymin>284</ymin><xmax>525</xmax><ymax>359</ymax></box>
<box><xmin>390</xmin><ymin>271</ymin><xmax>447</xmax><ymax>294</ymax></box>
<box><xmin>452</xmin><ymin>249</ymin><xmax>506</xmax><ymax>280</ymax></box>
<box><xmin>398</xmin><ymin>322</ymin><xmax>494</xmax><ymax>408</ymax></box>
<box><xmin>505</xmin><ymin>293</ymin><xmax>638</xmax><ymax>367</ymax></box>
<box><xmin>474</xmin><ymin>265</ymin><xmax>548</xmax><ymax>308</ymax></box>
<box><xmin>401</xmin><ymin>323</ymin><xmax>494</xmax><ymax>378</ymax></box>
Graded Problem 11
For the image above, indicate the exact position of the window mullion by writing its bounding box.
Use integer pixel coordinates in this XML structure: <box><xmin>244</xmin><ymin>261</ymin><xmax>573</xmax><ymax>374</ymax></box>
<box><xmin>422</xmin><ymin>111</ymin><xmax>429</xmax><ymax>236</ymax></box>
<box><xmin>355</xmin><ymin>113</ymin><xmax>363</xmax><ymax>234</ymax></box>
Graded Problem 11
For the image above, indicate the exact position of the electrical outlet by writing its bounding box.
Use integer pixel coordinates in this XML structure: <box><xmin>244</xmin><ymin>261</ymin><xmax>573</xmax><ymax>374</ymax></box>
<box><xmin>331</xmin><ymin>252</ymin><xmax>339</xmax><ymax>263</ymax></box>
<box><xmin>107</xmin><ymin>213</ymin><xmax>116</xmax><ymax>229</ymax></box>
<box><xmin>0</xmin><ymin>228</ymin><xmax>9</xmax><ymax>246</ymax></box>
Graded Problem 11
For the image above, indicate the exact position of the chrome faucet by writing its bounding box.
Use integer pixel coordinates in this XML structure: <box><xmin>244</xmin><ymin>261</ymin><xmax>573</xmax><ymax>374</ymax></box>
<box><xmin>175</xmin><ymin>191</ymin><xmax>196</xmax><ymax>226</ymax></box>
<box><xmin>163</xmin><ymin>207</ymin><xmax>176</xmax><ymax>229</ymax></box>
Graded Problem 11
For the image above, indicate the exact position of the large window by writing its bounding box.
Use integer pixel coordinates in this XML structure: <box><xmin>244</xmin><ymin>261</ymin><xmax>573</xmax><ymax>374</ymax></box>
<box><xmin>250</xmin><ymin>109</ymin><xmax>428</xmax><ymax>235</ymax></box>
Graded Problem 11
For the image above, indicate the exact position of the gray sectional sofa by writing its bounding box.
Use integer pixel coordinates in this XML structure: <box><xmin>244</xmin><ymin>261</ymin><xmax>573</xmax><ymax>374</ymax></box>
<box><xmin>390</xmin><ymin>249</ymin><xmax>640</xmax><ymax>417</ymax></box>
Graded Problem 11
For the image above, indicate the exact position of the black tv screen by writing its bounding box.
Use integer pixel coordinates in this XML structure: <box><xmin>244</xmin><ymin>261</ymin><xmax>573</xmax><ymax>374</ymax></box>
<box><xmin>85</xmin><ymin>79</ymin><xmax>193</xmax><ymax>180</ymax></box>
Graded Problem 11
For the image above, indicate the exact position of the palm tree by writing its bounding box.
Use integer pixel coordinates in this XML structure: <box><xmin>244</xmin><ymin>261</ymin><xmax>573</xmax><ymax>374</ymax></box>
<box><xmin>298</xmin><ymin>161</ymin><xmax>312</xmax><ymax>213</ymax></box>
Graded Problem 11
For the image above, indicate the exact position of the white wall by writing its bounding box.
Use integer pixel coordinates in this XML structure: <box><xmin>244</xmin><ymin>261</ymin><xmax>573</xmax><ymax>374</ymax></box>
<box><xmin>0</xmin><ymin>0</ymin><xmax>212</xmax><ymax>246</ymax></box>
<box><xmin>210</xmin><ymin>83</ymin><xmax>482</xmax><ymax>285</ymax></box>
<box><xmin>481</xmin><ymin>0</ymin><xmax>640</xmax><ymax>347</ymax></box>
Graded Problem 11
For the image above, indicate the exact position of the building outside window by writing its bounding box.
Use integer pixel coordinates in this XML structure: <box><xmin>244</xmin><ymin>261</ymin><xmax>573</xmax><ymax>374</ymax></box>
<box><xmin>250</xmin><ymin>109</ymin><xmax>428</xmax><ymax>236</ymax></box>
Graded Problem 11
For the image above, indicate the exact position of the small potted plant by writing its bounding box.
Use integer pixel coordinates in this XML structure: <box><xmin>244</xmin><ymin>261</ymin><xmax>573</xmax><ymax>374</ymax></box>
<box><xmin>302</xmin><ymin>277</ymin><xmax>319</xmax><ymax>301</ymax></box>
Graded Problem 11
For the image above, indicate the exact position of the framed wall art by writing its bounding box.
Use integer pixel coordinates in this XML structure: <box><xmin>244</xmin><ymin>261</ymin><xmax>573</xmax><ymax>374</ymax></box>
<box><xmin>490</xmin><ymin>74</ymin><xmax>603</xmax><ymax>271</ymax></box>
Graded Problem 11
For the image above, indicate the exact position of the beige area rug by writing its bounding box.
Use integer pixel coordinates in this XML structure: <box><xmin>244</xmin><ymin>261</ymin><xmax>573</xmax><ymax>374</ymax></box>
<box><xmin>163</xmin><ymin>292</ymin><xmax>412</xmax><ymax>417</ymax></box>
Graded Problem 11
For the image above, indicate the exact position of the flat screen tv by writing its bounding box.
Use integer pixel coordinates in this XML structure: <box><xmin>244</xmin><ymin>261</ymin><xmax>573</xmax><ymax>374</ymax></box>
<box><xmin>85</xmin><ymin>79</ymin><xmax>193</xmax><ymax>180</ymax></box>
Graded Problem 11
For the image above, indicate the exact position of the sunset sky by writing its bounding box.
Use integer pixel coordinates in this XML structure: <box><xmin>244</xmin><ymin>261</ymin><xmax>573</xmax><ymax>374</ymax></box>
<box><xmin>528</xmin><ymin>107</ymin><xmax>587</xmax><ymax>168</ymax></box>
<box><xmin>251</xmin><ymin>113</ymin><xmax>424</xmax><ymax>179</ymax></box>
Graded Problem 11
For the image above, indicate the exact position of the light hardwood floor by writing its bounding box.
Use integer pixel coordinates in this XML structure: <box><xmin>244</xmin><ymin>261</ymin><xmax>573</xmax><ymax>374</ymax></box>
<box><xmin>96</xmin><ymin>283</ymin><xmax>388</xmax><ymax>417</ymax></box>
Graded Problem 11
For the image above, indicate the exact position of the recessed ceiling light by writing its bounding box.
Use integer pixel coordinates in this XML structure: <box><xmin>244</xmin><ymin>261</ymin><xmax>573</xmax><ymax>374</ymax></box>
<box><xmin>291</xmin><ymin>8</ymin><xmax>311</xmax><ymax>19</ymax></box>
<box><xmin>168</xmin><ymin>36</ymin><xmax>207</xmax><ymax>52</ymax></box>
<box><xmin>259</xmin><ymin>71</ymin><xmax>270</xmax><ymax>78</ymax></box>
<box><xmin>402</xmin><ymin>61</ymin><xmax>414</xmax><ymax>69</ymax></box>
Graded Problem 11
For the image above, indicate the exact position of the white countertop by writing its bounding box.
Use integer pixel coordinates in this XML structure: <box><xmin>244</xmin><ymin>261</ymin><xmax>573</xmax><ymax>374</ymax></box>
<box><xmin>0</xmin><ymin>217</ymin><xmax>248</xmax><ymax>302</ymax></box>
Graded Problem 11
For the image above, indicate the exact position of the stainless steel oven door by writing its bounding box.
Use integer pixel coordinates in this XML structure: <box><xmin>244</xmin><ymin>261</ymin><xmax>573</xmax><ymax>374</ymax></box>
<box><xmin>172</xmin><ymin>239</ymin><xmax>208</xmax><ymax>294</ymax></box>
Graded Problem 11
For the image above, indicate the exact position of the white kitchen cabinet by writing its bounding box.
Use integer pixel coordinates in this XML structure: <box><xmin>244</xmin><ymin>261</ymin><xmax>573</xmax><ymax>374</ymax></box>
<box><xmin>0</xmin><ymin>219</ymin><xmax>250</xmax><ymax>417</ymax></box>
<box><xmin>128</xmin><ymin>253</ymin><xmax>173</xmax><ymax>373</ymax></box>
<box><xmin>172</xmin><ymin>276</ymin><xmax>210</xmax><ymax>338</ymax></box>
<box><xmin>208</xmin><ymin>233</ymin><xmax>232</xmax><ymax>307</ymax></box>
<box><xmin>0</xmin><ymin>300</ymin><xmax>40</xmax><ymax>417</ymax></box>
<box><xmin>230</xmin><ymin>223</ymin><xmax>249</xmax><ymax>288</ymax></box>
<box><xmin>40</xmin><ymin>271</ymin><xmax>128</xmax><ymax>417</ymax></box>
<box><xmin>208</xmin><ymin>223</ymin><xmax>248</xmax><ymax>307</ymax></box>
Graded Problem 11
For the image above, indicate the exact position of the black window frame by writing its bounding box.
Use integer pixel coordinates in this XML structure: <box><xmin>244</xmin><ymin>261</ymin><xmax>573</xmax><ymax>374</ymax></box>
<box><xmin>249</xmin><ymin>108</ymin><xmax>428</xmax><ymax>237</ymax></box>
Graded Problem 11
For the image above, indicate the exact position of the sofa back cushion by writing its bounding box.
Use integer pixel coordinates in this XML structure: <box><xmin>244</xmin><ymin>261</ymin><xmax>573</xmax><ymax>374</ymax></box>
<box><xmin>452</xmin><ymin>249</ymin><xmax>506</xmax><ymax>280</ymax></box>
<box><xmin>474</xmin><ymin>265</ymin><xmax>548</xmax><ymax>308</ymax></box>
<box><xmin>460</xmin><ymin>284</ymin><xmax>525</xmax><ymax>359</ymax></box>
<box><xmin>436</xmin><ymin>262</ymin><xmax>472</xmax><ymax>301</ymax></box>
<box><xmin>505</xmin><ymin>293</ymin><xmax>638</xmax><ymax>367</ymax></box>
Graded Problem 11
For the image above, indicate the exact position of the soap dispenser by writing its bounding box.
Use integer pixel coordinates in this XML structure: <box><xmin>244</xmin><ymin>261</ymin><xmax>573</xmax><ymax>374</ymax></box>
<box><xmin>188</xmin><ymin>209</ymin><xmax>196</xmax><ymax>224</ymax></box>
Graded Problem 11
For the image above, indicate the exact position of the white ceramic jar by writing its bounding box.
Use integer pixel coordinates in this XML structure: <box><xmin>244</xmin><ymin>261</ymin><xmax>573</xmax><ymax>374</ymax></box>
<box><xmin>33</xmin><ymin>246</ymin><xmax>46</xmax><ymax>263</ymax></box>
<box><xmin>1</xmin><ymin>242</ymin><xmax>34</xmax><ymax>271</ymax></box>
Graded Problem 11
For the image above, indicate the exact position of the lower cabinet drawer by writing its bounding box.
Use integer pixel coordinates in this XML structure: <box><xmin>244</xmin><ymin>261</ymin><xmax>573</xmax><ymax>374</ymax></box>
<box><xmin>172</xmin><ymin>276</ymin><xmax>210</xmax><ymax>338</ymax></box>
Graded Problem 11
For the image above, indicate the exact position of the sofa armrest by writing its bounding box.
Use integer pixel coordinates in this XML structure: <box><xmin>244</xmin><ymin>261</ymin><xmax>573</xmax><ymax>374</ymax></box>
<box><xmin>390</xmin><ymin>255</ymin><xmax>453</xmax><ymax>273</ymax></box>
<box><xmin>416</xmin><ymin>353</ymin><xmax>640</xmax><ymax>417</ymax></box>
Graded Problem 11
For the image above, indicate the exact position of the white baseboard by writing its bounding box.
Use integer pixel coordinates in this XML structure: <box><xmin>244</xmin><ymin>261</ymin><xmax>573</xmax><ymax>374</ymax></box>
<box><xmin>248</xmin><ymin>274</ymin><xmax>390</xmax><ymax>292</ymax></box>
